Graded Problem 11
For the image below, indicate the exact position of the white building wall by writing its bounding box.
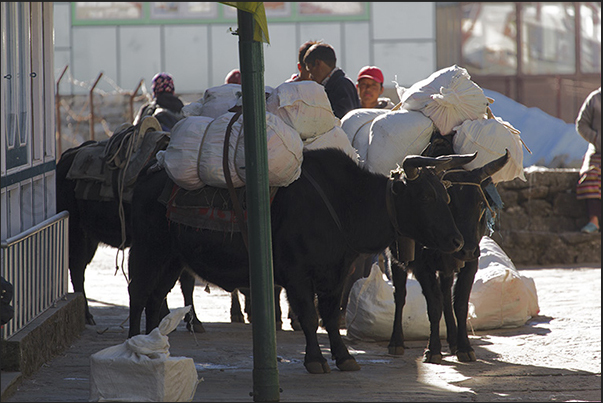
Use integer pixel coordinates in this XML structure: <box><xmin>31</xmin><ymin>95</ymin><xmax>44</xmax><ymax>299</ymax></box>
<box><xmin>53</xmin><ymin>2</ymin><xmax>437</xmax><ymax>97</ymax></box>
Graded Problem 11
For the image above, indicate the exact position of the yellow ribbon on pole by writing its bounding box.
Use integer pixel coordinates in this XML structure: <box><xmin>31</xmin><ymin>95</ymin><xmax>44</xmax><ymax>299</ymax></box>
<box><xmin>220</xmin><ymin>2</ymin><xmax>270</xmax><ymax>44</ymax></box>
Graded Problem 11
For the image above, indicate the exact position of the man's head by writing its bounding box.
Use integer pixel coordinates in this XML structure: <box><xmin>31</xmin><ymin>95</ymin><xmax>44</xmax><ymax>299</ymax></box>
<box><xmin>151</xmin><ymin>72</ymin><xmax>175</xmax><ymax>97</ymax></box>
<box><xmin>356</xmin><ymin>66</ymin><xmax>385</xmax><ymax>108</ymax></box>
<box><xmin>295</xmin><ymin>40</ymin><xmax>319</xmax><ymax>81</ymax></box>
<box><xmin>303</xmin><ymin>43</ymin><xmax>337</xmax><ymax>84</ymax></box>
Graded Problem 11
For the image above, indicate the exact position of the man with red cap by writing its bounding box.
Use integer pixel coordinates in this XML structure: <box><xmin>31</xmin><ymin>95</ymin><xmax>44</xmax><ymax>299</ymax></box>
<box><xmin>356</xmin><ymin>66</ymin><xmax>395</xmax><ymax>109</ymax></box>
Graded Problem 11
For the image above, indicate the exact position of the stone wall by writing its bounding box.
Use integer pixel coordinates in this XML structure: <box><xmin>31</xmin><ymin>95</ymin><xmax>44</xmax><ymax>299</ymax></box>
<box><xmin>491</xmin><ymin>167</ymin><xmax>601</xmax><ymax>267</ymax></box>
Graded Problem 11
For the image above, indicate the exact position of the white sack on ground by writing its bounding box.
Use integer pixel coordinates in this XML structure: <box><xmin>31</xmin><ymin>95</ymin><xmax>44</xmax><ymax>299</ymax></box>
<box><xmin>156</xmin><ymin>116</ymin><xmax>214</xmax><ymax>190</ymax></box>
<box><xmin>467</xmin><ymin>236</ymin><xmax>540</xmax><ymax>331</ymax></box>
<box><xmin>340</xmin><ymin>108</ymin><xmax>389</xmax><ymax>167</ymax></box>
<box><xmin>197</xmin><ymin>111</ymin><xmax>303</xmax><ymax>188</ymax></box>
<box><xmin>266</xmin><ymin>80</ymin><xmax>340</xmax><ymax>139</ymax></box>
<box><xmin>365</xmin><ymin>109</ymin><xmax>434</xmax><ymax>176</ymax></box>
<box><xmin>452</xmin><ymin>117</ymin><xmax>526</xmax><ymax>183</ymax></box>
<box><xmin>345</xmin><ymin>264</ymin><xmax>444</xmax><ymax>341</ymax></box>
<box><xmin>345</xmin><ymin>237</ymin><xmax>539</xmax><ymax>342</ymax></box>
<box><xmin>89</xmin><ymin>306</ymin><xmax>200</xmax><ymax>402</ymax></box>
<box><xmin>396</xmin><ymin>65</ymin><xmax>489</xmax><ymax>135</ymax></box>
<box><xmin>303</xmin><ymin>125</ymin><xmax>360</xmax><ymax>164</ymax></box>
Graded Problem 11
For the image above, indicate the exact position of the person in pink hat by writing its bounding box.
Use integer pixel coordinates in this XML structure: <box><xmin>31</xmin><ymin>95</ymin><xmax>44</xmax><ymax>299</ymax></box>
<box><xmin>356</xmin><ymin>66</ymin><xmax>395</xmax><ymax>109</ymax></box>
<box><xmin>134</xmin><ymin>72</ymin><xmax>184</xmax><ymax>131</ymax></box>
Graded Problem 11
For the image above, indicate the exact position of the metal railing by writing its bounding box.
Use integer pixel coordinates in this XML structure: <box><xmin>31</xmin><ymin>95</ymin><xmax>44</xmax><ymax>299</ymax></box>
<box><xmin>1</xmin><ymin>211</ymin><xmax>69</xmax><ymax>339</ymax></box>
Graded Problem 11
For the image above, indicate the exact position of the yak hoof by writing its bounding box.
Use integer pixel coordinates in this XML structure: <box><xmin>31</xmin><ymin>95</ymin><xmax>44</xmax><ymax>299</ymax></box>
<box><xmin>336</xmin><ymin>358</ymin><xmax>361</xmax><ymax>372</ymax></box>
<box><xmin>305</xmin><ymin>360</ymin><xmax>331</xmax><ymax>374</ymax></box>
<box><xmin>388</xmin><ymin>345</ymin><xmax>405</xmax><ymax>355</ymax></box>
<box><xmin>86</xmin><ymin>315</ymin><xmax>96</xmax><ymax>326</ymax></box>
<box><xmin>423</xmin><ymin>351</ymin><xmax>442</xmax><ymax>364</ymax></box>
<box><xmin>457</xmin><ymin>350</ymin><xmax>477</xmax><ymax>362</ymax></box>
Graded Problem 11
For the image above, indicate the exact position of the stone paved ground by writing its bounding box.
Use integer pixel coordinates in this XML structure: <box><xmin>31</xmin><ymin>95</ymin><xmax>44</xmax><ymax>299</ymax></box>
<box><xmin>2</xmin><ymin>246</ymin><xmax>601</xmax><ymax>402</ymax></box>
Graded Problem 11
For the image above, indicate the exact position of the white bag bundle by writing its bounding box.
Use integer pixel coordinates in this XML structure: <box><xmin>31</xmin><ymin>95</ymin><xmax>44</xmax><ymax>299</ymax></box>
<box><xmin>397</xmin><ymin>65</ymin><xmax>489</xmax><ymax>135</ymax></box>
<box><xmin>452</xmin><ymin>117</ymin><xmax>526</xmax><ymax>183</ymax></box>
<box><xmin>303</xmin><ymin>125</ymin><xmax>360</xmax><ymax>164</ymax></box>
<box><xmin>345</xmin><ymin>265</ymin><xmax>446</xmax><ymax>341</ymax></box>
<box><xmin>340</xmin><ymin>108</ymin><xmax>389</xmax><ymax>167</ymax></box>
<box><xmin>365</xmin><ymin>109</ymin><xmax>434</xmax><ymax>176</ymax></box>
<box><xmin>467</xmin><ymin>236</ymin><xmax>540</xmax><ymax>330</ymax></box>
<box><xmin>156</xmin><ymin>116</ymin><xmax>214</xmax><ymax>190</ymax></box>
<box><xmin>197</xmin><ymin>111</ymin><xmax>303</xmax><ymax>188</ymax></box>
<box><xmin>196</xmin><ymin>83</ymin><xmax>243</xmax><ymax>119</ymax></box>
<box><xmin>266</xmin><ymin>80</ymin><xmax>340</xmax><ymax>139</ymax></box>
<box><xmin>89</xmin><ymin>306</ymin><xmax>200</xmax><ymax>402</ymax></box>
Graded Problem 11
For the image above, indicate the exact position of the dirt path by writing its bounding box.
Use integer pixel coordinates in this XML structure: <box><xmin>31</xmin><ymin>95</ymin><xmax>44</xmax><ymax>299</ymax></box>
<box><xmin>3</xmin><ymin>247</ymin><xmax>601</xmax><ymax>401</ymax></box>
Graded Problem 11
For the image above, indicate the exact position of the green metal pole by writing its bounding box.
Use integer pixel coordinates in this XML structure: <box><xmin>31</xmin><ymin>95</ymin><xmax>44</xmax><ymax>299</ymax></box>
<box><xmin>237</xmin><ymin>9</ymin><xmax>280</xmax><ymax>402</ymax></box>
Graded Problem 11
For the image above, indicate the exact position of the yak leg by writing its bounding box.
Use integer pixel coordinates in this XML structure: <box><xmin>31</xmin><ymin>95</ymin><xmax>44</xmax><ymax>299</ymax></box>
<box><xmin>316</xmin><ymin>290</ymin><xmax>360</xmax><ymax>372</ymax></box>
<box><xmin>236</xmin><ymin>286</ymin><xmax>284</xmax><ymax>330</ymax></box>
<box><xmin>285</xmin><ymin>282</ymin><xmax>330</xmax><ymax>374</ymax></box>
<box><xmin>144</xmin><ymin>261</ymin><xmax>183</xmax><ymax>334</ymax></box>
<box><xmin>178</xmin><ymin>269</ymin><xmax>205</xmax><ymax>333</ymax></box>
<box><xmin>453</xmin><ymin>259</ymin><xmax>478</xmax><ymax>362</ymax></box>
<box><xmin>414</xmin><ymin>266</ymin><xmax>444</xmax><ymax>364</ymax></box>
<box><xmin>388</xmin><ymin>257</ymin><xmax>408</xmax><ymax>355</ymax></box>
<box><xmin>230</xmin><ymin>289</ymin><xmax>246</xmax><ymax>323</ymax></box>
<box><xmin>440</xmin><ymin>272</ymin><xmax>457</xmax><ymax>354</ymax></box>
<box><xmin>68</xmin><ymin>225</ymin><xmax>99</xmax><ymax>326</ymax></box>
<box><xmin>128</xmin><ymin>240</ymin><xmax>174</xmax><ymax>337</ymax></box>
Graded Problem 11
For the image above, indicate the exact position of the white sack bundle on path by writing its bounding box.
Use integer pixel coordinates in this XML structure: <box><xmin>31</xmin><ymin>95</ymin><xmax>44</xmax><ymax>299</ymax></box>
<box><xmin>345</xmin><ymin>236</ymin><xmax>540</xmax><ymax>342</ymax></box>
<box><xmin>89</xmin><ymin>306</ymin><xmax>200</xmax><ymax>402</ymax></box>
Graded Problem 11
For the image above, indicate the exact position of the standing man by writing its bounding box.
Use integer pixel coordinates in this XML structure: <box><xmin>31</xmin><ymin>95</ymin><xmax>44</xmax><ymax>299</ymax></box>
<box><xmin>575</xmin><ymin>87</ymin><xmax>601</xmax><ymax>233</ymax></box>
<box><xmin>356</xmin><ymin>65</ymin><xmax>396</xmax><ymax>109</ymax></box>
<box><xmin>303</xmin><ymin>42</ymin><xmax>360</xmax><ymax>119</ymax></box>
<box><xmin>286</xmin><ymin>40</ymin><xmax>318</xmax><ymax>83</ymax></box>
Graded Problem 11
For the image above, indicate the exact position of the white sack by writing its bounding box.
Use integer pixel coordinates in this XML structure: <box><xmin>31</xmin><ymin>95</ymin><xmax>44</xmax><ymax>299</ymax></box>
<box><xmin>345</xmin><ymin>265</ymin><xmax>444</xmax><ymax>341</ymax></box>
<box><xmin>365</xmin><ymin>109</ymin><xmax>434</xmax><ymax>176</ymax></box>
<box><xmin>340</xmin><ymin>108</ymin><xmax>389</xmax><ymax>167</ymax></box>
<box><xmin>90</xmin><ymin>306</ymin><xmax>199</xmax><ymax>402</ymax></box>
<box><xmin>396</xmin><ymin>65</ymin><xmax>489</xmax><ymax>135</ymax></box>
<box><xmin>156</xmin><ymin>116</ymin><xmax>214</xmax><ymax>190</ymax></box>
<box><xmin>266</xmin><ymin>80</ymin><xmax>340</xmax><ymax>139</ymax></box>
<box><xmin>196</xmin><ymin>84</ymin><xmax>242</xmax><ymax>119</ymax></box>
<box><xmin>452</xmin><ymin>117</ymin><xmax>526</xmax><ymax>183</ymax></box>
<box><xmin>303</xmin><ymin>125</ymin><xmax>360</xmax><ymax>164</ymax></box>
<box><xmin>467</xmin><ymin>236</ymin><xmax>540</xmax><ymax>331</ymax></box>
<box><xmin>345</xmin><ymin>237</ymin><xmax>539</xmax><ymax>342</ymax></box>
<box><xmin>197</xmin><ymin>111</ymin><xmax>303</xmax><ymax>188</ymax></box>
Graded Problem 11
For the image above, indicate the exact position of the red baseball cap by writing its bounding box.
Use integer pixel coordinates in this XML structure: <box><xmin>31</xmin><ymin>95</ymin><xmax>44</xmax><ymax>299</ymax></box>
<box><xmin>357</xmin><ymin>66</ymin><xmax>384</xmax><ymax>84</ymax></box>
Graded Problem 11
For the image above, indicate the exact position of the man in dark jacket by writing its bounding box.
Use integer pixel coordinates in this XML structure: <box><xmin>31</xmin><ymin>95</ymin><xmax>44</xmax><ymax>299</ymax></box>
<box><xmin>303</xmin><ymin>42</ymin><xmax>360</xmax><ymax>119</ymax></box>
<box><xmin>134</xmin><ymin>72</ymin><xmax>184</xmax><ymax>131</ymax></box>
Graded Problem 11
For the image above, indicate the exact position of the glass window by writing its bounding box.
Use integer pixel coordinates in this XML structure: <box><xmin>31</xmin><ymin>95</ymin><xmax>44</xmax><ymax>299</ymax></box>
<box><xmin>461</xmin><ymin>3</ymin><xmax>517</xmax><ymax>75</ymax></box>
<box><xmin>520</xmin><ymin>2</ymin><xmax>576</xmax><ymax>75</ymax></box>
<box><xmin>222</xmin><ymin>2</ymin><xmax>291</xmax><ymax>19</ymax></box>
<box><xmin>298</xmin><ymin>2</ymin><xmax>364</xmax><ymax>16</ymax></box>
<box><xmin>150</xmin><ymin>2</ymin><xmax>217</xmax><ymax>19</ymax></box>
<box><xmin>75</xmin><ymin>2</ymin><xmax>143</xmax><ymax>20</ymax></box>
<box><xmin>580</xmin><ymin>2</ymin><xmax>601</xmax><ymax>74</ymax></box>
